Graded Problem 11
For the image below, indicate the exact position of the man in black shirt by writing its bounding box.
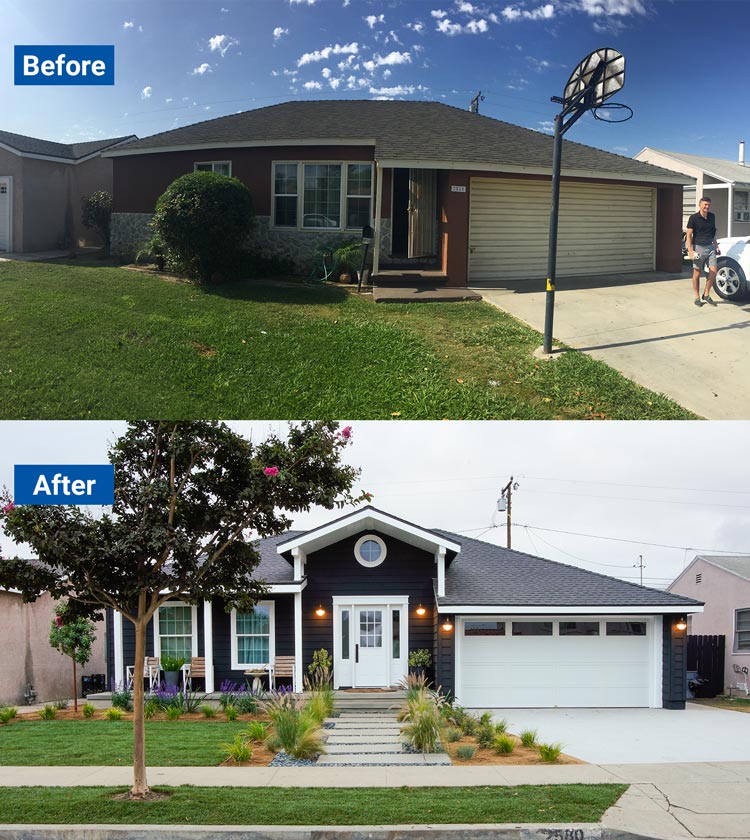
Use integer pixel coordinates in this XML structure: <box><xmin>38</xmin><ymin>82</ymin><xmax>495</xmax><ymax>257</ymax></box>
<box><xmin>686</xmin><ymin>196</ymin><xmax>719</xmax><ymax>307</ymax></box>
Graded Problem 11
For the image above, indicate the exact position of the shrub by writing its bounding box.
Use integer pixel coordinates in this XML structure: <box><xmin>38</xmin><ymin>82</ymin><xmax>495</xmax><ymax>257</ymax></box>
<box><xmin>456</xmin><ymin>744</ymin><xmax>476</xmax><ymax>760</ymax></box>
<box><xmin>399</xmin><ymin>671</ymin><xmax>431</xmax><ymax>702</ymax></box>
<box><xmin>152</xmin><ymin>171</ymin><xmax>254</xmax><ymax>282</ymax></box>
<box><xmin>225</xmin><ymin>705</ymin><xmax>238</xmax><ymax>721</ymax></box>
<box><xmin>476</xmin><ymin>724</ymin><xmax>495</xmax><ymax>749</ymax></box>
<box><xmin>201</xmin><ymin>704</ymin><xmax>217</xmax><ymax>718</ymax></box>
<box><xmin>308</xmin><ymin>648</ymin><xmax>333</xmax><ymax>676</ymax></box>
<box><xmin>134</xmin><ymin>233</ymin><xmax>168</xmax><ymax>270</ymax></box>
<box><xmin>460</xmin><ymin>715</ymin><xmax>478</xmax><ymax>736</ymax></box>
<box><xmin>218</xmin><ymin>680</ymin><xmax>259</xmax><ymax>714</ymax></box>
<box><xmin>245</xmin><ymin>720</ymin><xmax>269</xmax><ymax>741</ymax></box>
<box><xmin>221</xmin><ymin>734</ymin><xmax>252</xmax><ymax>764</ymax></box>
<box><xmin>104</xmin><ymin>707</ymin><xmax>124</xmax><ymax>721</ymax></box>
<box><xmin>494</xmin><ymin>734</ymin><xmax>516</xmax><ymax>754</ymax></box>
<box><xmin>81</xmin><ymin>190</ymin><xmax>113</xmax><ymax>254</ymax></box>
<box><xmin>166</xmin><ymin>705</ymin><xmax>182</xmax><ymax>720</ymax></box>
<box><xmin>401</xmin><ymin>699</ymin><xmax>441</xmax><ymax>753</ymax></box>
<box><xmin>264</xmin><ymin>733</ymin><xmax>282</xmax><ymax>753</ymax></box>
<box><xmin>110</xmin><ymin>688</ymin><xmax>132</xmax><ymax>711</ymax></box>
<box><xmin>494</xmin><ymin>718</ymin><xmax>508</xmax><ymax>734</ymax></box>
<box><xmin>144</xmin><ymin>701</ymin><xmax>159</xmax><ymax>719</ymax></box>
<box><xmin>0</xmin><ymin>707</ymin><xmax>18</xmax><ymax>724</ymax></box>
<box><xmin>38</xmin><ymin>705</ymin><xmax>57</xmax><ymax>720</ymax></box>
<box><xmin>444</xmin><ymin>727</ymin><xmax>462</xmax><ymax>743</ymax></box>
<box><xmin>53</xmin><ymin>698</ymin><xmax>69</xmax><ymax>710</ymax></box>
<box><xmin>520</xmin><ymin>729</ymin><xmax>538</xmax><ymax>748</ymax></box>
<box><xmin>408</xmin><ymin>649</ymin><xmax>432</xmax><ymax>670</ymax></box>
<box><xmin>183</xmin><ymin>690</ymin><xmax>206</xmax><ymax>714</ymax></box>
<box><xmin>478</xmin><ymin>712</ymin><xmax>493</xmax><ymax>727</ymax></box>
<box><xmin>82</xmin><ymin>703</ymin><xmax>96</xmax><ymax>719</ymax></box>
<box><xmin>537</xmin><ymin>742</ymin><xmax>563</xmax><ymax>762</ymax></box>
<box><xmin>264</xmin><ymin>693</ymin><xmax>325</xmax><ymax>760</ymax></box>
<box><xmin>147</xmin><ymin>685</ymin><xmax>180</xmax><ymax>710</ymax></box>
<box><xmin>159</xmin><ymin>655</ymin><xmax>186</xmax><ymax>673</ymax></box>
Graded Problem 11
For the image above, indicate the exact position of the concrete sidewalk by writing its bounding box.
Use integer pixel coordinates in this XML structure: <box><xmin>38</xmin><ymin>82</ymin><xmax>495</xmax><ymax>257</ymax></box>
<box><xmin>1</xmin><ymin>762</ymin><xmax>749</xmax><ymax>838</ymax></box>
<box><xmin>473</xmin><ymin>270</ymin><xmax>750</xmax><ymax>419</ymax></box>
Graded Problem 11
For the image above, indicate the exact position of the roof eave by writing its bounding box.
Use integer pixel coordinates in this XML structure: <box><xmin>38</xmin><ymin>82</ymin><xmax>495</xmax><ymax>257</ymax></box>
<box><xmin>103</xmin><ymin>137</ymin><xmax>377</xmax><ymax>158</ymax></box>
<box><xmin>436</xmin><ymin>603</ymin><xmax>704</xmax><ymax>614</ymax></box>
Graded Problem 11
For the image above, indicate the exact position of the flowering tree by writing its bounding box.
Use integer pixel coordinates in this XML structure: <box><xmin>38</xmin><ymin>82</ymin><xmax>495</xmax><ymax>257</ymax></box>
<box><xmin>0</xmin><ymin>421</ymin><xmax>367</xmax><ymax>799</ymax></box>
<box><xmin>49</xmin><ymin>601</ymin><xmax>96</xmax><ymax>712</ymax></box>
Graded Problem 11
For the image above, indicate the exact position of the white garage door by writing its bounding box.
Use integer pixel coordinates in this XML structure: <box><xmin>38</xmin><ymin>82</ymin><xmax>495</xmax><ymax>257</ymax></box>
<box><xmin>468</xmin><ymin>178</ymin><xmax>655</xmax><ymax>283</ymax></box>
<box><xmin>0</xmin><ymin>179</ymin><xmax>10</xmax><ymax>251</ymax></box>
<box><xmin>458</xmin><ymin>617</ymin><xmax>654</xmax><ymax>708</ymax></box>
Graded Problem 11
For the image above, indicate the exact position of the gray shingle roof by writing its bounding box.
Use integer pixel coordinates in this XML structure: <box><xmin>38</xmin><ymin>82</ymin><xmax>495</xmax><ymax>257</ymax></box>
<box><xmin>254</xmin><ymin>531</ymin><xmax>303</xmax><ymax>583</ymax></box>
<box><xmin>648</xmin><ymin>148</ymin><xmax>750</xmax><ymax>186</ymax></box>
<box><xmin>0</xmin><ymin>130</ymin><xmax>135</xmax><ymax>161</ymax></box>
<box><xmin>695</xmin><ymin>555</ymin><xmax>750</xmax><ymax>583</ymax></box>
<box><xmin>112</xmin><ymin>100</ymin><xmax>686</xmax><ymax>182</ymax></box>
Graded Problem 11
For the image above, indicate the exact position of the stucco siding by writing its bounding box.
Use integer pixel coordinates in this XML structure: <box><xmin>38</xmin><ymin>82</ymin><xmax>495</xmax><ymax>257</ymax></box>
<box><xmin>0</xmin><ymin>149</ymin><xmax>23</xmax><ymax>253</ymax></box>
<box><xmin>73</xmin><ymin>155</ymin><xmax>115</xmax><ymax>247</ymax></box>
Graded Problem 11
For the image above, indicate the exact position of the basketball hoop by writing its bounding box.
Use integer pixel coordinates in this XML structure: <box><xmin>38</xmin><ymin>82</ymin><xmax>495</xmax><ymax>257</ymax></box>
<box><xmin>563</xmin><ymin>47</ymin><xmax>625</xmax><ymax>110</ymax></box>
<box><xmin>591</xmin><ymin>102</ymin><xmax>633</xmax><ymax>123</ymax></box>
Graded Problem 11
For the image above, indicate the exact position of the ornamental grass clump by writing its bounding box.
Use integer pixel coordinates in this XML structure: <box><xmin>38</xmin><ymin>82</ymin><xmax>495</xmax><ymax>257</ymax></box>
<box><xmin>82</xmin><ymin>703</ymin><xmax>96</xmax><ymax>719</ymax></box>
<box><xmin>104</xmin><ymin>707</ymin><xmax>124</xmax><ymax>721</ymax></box>
<box><xmin>0</xmin><ymin>707</ymin><xmax>18</xmax><ymax>724</ymax></box>
<box><xmin>400</xmin><ymin>696</ymin><xmax>442</xmax><ymax>753</ymax></box>
<box><xmin>460</xmin><ymin>715</ymin><xmax>478</xmax><ymax>736</ymax></box>
<box><xmin>38</xmin><ymin>705</ymin><xmax>57</xmax><ymax>720</ymax></box>
<box><xmin>200</xmin><ymin>704</ymin><xmax>217</xmax><ymax>719</ymax></box>
<box><xmin>537</xmin><ymin>742</ymin><xmax>563</xmax><ymax>762</ymax></box>
<box><xmin>493</xmin><ymin>733</ymin><xmax>516</xmax><ymax>754</ymax></box>
<box><xmin>264</xmin><ymin>693</ymin><xmax>325</xmax><ymax>760</ymax></box>
<box><xmin>245</xmin><ymin>720</ymin><xmax>269</xmax><ymax>741</ymax></box>
<box><xmin>456</xmin><ymin>744</ymin><xmax>476</xmax><ymax>760</ymax></box>
<box><xmin>475</xmin><ymin>724</ymin><xmax>495</xmax><ymax>749</ymax></box>
<box><xmin>304</xmin><ymin>663</ymin><xmax>335</xmax><ymax>723</ymax></box>
<box><xmin>444</xmin><ymin>726</ymin><xmax>462</xmax><ymax>743</ymax></box>
<box><xmin>520</xmin><ymin>729</ymin><xmax>538</xmax><ymax>748</ymax></box>
<box><xmin>220</xmin><ymin>734</ymin><xmax>253</xmax><ymax>764</ymax></box>
<box><xmin>494</xmin><ymin>717</ymin><xmax>508</xmax><ymax>734</ymax></box>
<box><xmin>224</xmin><ymin>705</ymin><xmax>238</xmax><ymax>721</ymax></box>
<box><xmin>165</xmin><ymin>705</ymin><xmax>182</xmax><ymax>720</ymax></box>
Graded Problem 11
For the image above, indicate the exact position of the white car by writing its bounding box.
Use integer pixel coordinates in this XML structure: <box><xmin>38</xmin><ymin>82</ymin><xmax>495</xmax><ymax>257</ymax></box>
<box><xmin>715</xmin><ymin>236</ymin><xmax>750</xmax><ymax>301</ymax></box>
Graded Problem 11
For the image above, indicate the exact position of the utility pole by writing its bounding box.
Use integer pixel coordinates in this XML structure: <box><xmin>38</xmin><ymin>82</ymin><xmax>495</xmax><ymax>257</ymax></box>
<box><xmin>498</xmin><ymin>477</ymin><xmax>519</xmax><ymax>549</ymax></box>
<box><xmin>469</xmin><ymin>91</ymin><xmax>485</xmax><ymax>114</ymax></box>
<box><xmin>633</xmin><ymin>554</ymin><xmax>645</xmax><ymax>586</ymax></box>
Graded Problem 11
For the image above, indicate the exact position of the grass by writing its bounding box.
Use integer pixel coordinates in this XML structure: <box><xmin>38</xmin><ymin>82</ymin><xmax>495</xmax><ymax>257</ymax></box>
<box><xmin>0</xmin><ymin>720</ymin><xmax>250</xmax><ymax>766</ymax></box>
<box><xmin>0</xmin><ymin>785</ymin><xmax>627</xmax><ymax>825</ymax></box>
<box><xmin>691</xmin><ymin>697</ymin><xmax>750</xmax><ymax>713</ymax></box>
<box><xmin>0</xmin><ymin>259</ymin><xmax>693</xmax><ymax>419</ymax></box>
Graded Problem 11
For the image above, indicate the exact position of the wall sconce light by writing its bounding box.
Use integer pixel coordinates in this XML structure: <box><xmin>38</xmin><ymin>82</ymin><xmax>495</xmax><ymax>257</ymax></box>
<box><xmin>416</xmin><ymin>604</ymin><xmax>427</xmax><ymax>617</ymax></box>
<box><xmin>314</xmin><ymin>605</ymin><xmax>326</xmax><ymax>618</ymax></box>
<box><xmin>675</xmin><ymin>617</ymin><xmax>687</xmax><ymax>632</ymax></box>
<box><xmin>441</xmin><ymin>617</ymin><xmax>454</xmax><ymax>632</ymax></box>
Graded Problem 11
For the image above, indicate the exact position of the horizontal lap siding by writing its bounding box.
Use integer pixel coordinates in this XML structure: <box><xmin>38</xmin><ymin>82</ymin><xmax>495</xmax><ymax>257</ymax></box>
<box><xmin>469</xmin><ymin>178</ymin><xmax>655</xmax><ymax>282</ymax></box>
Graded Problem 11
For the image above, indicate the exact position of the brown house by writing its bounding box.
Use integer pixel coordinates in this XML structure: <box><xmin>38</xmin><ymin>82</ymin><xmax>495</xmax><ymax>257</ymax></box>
<box><xmin>105</xmin><ymin>100</ymin><xmax>690</xmax><ymax>287</ymax></box>
<box><xmin>0</xmin><ymin>130</ymin><xmax>135</xmax><ymax>254</ymax></box>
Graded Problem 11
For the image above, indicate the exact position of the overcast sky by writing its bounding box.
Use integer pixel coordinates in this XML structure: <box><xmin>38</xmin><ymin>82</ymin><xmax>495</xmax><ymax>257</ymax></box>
<box><xmin>1</xmin><ymin>420</ymin><xmax>748</xmax><ymax>590</ymax></box>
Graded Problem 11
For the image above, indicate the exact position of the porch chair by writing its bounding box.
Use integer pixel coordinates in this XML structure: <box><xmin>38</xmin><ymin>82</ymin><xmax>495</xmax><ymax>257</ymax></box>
<box><xmin>181</xmin><ymin>657</ymin><xmax>206</xmax><ymax>692</ymax></box>
<box><xmin>126</xmin><ymin>656</ymin><xmax>160</xmax><ymax>691</ymax></box>
<box><xmin>270</xmin><ymin>655</ymin><xmax>295</xmax><ymax>691</ymax></box>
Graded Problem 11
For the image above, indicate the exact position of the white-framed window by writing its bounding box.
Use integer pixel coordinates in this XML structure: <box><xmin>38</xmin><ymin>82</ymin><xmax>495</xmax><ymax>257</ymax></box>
<box><xmin>735</xmin><ymin>608</ymin><xmax>750</xmax><ymax>652</ymax></box>
<box><xmin>272</xmin><ymin>161</ymin><xmax>373</xmax><ymax>231</ymax></box>
<box><xmin>230</xmin><ymin>601</ymin><xmax>275</xmax><ymax>669</ymax></box>
<box><xmin>734</xmin><ymin>190</ymin><xmax>750</xmax><ymax>221</ymax></box>
<box><xmin>194</xmin><ymin>161</ymin><xmax>232</xmax><ymax>176</ymax></box>
<box><xmin>154</xmin><ymin>602</ymin><xmax>198</xmax><ymax>661</ymax></box>
<box><xmin>354</xmin><ymin>534</ymin><xmax>387</xmax><ymax>568</ymax></box>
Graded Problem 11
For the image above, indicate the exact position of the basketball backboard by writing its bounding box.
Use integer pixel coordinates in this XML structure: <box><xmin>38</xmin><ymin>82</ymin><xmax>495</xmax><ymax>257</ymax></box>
<box><xmin>563</xmin><ymin>47</ymin><xmax>625</xmax><ymax>109</ymax></box>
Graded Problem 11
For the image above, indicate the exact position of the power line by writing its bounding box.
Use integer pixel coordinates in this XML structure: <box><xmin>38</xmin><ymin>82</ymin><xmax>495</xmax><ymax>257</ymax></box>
<box><xmin>520</xmin><ymin>474</ymin><xmax>750</xmax><ymax>496</ymax></box>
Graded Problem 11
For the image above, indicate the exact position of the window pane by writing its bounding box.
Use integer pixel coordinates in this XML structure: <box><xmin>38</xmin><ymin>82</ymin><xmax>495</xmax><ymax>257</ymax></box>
<box><xmin>392</xmin><ymin>609</ymin><xmax>400</xmax><ymax>658</ymax></box>
<box><xmin>237</xmin><ymin>606</ymin><xmax>270</xmax><ymax>635</ymax></box>
<box><xmin>512</xmin><ymin>621</ymin><xmax>553</xmax><ymax>636</ymax></box>
<box><xmin>195</xmin><ymin>163</ymin><xmax>212</xmax><ymax>171</ymax></box>
<box><xmin>360</xmin><ymin>539</ymin><xmax>381</xmax><ymax>563</ymax></box>
<box><xmin>275</xmin><ymin>196</ymin><xmax>297</xmax><ymax>227</ymax></box>
<box><xmin>559</xmin><ymin>621</ymin><xmax>600</xmax><ymax>636</ymax></box>
<box><xmin>465</xmin><ymin>621</ymin><xmax>505</xmax><ymax>636</ymax></box>
<box><xmin>736</xmin><ymin>609</ymin><xmax>750</xmax><ymax>650</ymax></box>
<box><xmin>303</xmin><ymin>164</ymin><xmax>341</xmax><ymax>228</ymax></box>
<box><xmin>160</xmin><ymin>605</ymin><xmax>191</xmax><ymax>635</ymax></box>
<box><xmin>214</xmin><ymin>163</ymin><xmax>230</xmax><ymax>176</ymax></box>
<box><xmin>275</xmin><ymin>164</ymin><xmax>297</xmax><ymax>194</ymax></box>
<box><xmin>238</xmin><ymin>635</ymin><xmax>269</xmax><ymax>664</ymax></box>
<box><xmin>342</xmin><ymin>610</ymin><xmax>350</xmax><ymax>659</ymax></box>
<box><xmin>160</xmin><ymin>636</ymin><xmax>191</xmax><ymax>661</ymax></box>
<box><xmin>347</xmin><ymin>164</ymin><xmax>372</xmax><ymax>196</ymax></box>
<box><xmin>606</xmin><ymin>621</ymin><xmax>647</xmax><ymax>636</ymax></box>
<box><xmin>346</xmin><ymin>197</ymin><xmax>371</xmax><ymax>229</ymax></box>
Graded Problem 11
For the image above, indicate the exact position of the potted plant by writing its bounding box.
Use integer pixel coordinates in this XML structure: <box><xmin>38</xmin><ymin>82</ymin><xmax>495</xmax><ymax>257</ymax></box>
<box><xmin>160</xmin><ymin>654</ymin><xmax>186</xmax><ymax>688</ymax></box>
<box><xmin>408</xmin><ymin>648</ymin><xmax>432</xmax><ymax>679</ymax></box>
<box><xmin>333</xmin><ymin>241</ymin><xmax>363</xmax><ymax>284</ymax></box>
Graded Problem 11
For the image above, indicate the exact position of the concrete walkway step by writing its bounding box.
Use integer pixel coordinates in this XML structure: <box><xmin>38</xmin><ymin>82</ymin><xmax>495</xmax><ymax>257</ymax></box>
<box><xmin>317</xmin><ymin>753</ymin><xmax>452</xmax><ymax>765</ymax></box>
<box><xmin>326</xmin><ymin>735</ymin><xmax>402</xmax><ymax>745</ymax></box>
<box><xmin>325</xmin><ymin>743</ymin><xmax>404</xmax><ymax>754</ymax></box>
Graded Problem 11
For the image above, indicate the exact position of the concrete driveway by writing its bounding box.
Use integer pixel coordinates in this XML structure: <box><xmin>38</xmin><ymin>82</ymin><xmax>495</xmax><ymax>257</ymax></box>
<box><xmin>489</xmin><ymin>704</ymin><xmax>750</xmax><ymax>764</ymax></box>
<box><xmin>473</xmin><ymin>270</ymin><xmax>750</xmax><ymax>419</ymax></box>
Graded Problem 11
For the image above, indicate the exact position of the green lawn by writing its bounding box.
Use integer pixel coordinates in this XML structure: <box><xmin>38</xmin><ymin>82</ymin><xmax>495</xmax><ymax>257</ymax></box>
<box><xmin>0</xmin><ymin>720</ymin><xmax>247</xmax><ymax>766</ymax></box>
<box><xmin>0</xmin><ymin>785</ymin><xmax>627</xmax><ymax>824</ymax></box>
<box><xmin>0</xmin><ymin>259</ymin><xmax>694</xmax><ymax>419</ymax></box>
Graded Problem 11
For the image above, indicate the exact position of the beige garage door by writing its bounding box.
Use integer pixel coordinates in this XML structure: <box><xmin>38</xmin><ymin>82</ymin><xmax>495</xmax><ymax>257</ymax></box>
<box><xmin>468</xmin><ymin>178</ymin><xmax>655</xmax><ymax>283</ymax></box>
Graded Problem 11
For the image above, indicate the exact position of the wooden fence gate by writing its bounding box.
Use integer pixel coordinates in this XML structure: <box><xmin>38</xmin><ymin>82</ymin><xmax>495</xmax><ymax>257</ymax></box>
<box><xmin>687</xmin><ymin>634</ymin><xmax>725</xmax><ymax>697</ymax></box>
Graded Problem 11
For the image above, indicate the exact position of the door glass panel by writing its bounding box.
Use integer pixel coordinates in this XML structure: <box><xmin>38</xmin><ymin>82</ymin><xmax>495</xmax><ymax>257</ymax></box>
<box><xmin>360</xmin><ymin>609</ymin><xmax>383</xmax><ymax>647</ymax></box>
<box><xmin>392</xmin><ymin>609</ymin><xmax>400</xmax><ymax>658</ymax></box>
<box><xmin>341</xmin><ymin>610</ymin><xmax>350</xmax><ymax>659</ymax></box>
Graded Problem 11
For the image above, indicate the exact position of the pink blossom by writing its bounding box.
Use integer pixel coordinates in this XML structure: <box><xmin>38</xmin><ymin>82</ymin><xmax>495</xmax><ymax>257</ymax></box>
<box><xmin>340</xmin><ymin>426</ymin><xmax>353</xmax><ymax>440</ymax></box>
<box><xmin>1</xmin><ymin>502</ymin><xmax>14</xmax><ymax>514</ymax></box>
<box><xmin>264</xmin><ymin>467</ymin><xmax>279</xmax><ymax>477</ymax></box>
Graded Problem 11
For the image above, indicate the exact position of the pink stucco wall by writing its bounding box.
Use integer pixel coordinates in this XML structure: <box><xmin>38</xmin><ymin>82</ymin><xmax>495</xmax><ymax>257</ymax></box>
<box><xmin>669</xmin><ymin>558</ymin><xmax>750</xmax><ymax>694</ymax></box>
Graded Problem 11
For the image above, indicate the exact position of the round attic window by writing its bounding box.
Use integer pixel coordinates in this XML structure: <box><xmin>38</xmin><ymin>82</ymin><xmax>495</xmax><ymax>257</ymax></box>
<box><xmin>354</xmin><ymin>534</ymin><xmax>387</xmax><ymax>568</ymax></box>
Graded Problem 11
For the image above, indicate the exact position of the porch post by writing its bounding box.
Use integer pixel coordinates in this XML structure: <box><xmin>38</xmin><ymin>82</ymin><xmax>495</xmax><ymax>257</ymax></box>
<box><xmin>436</xmin><ymin>547</ymin><xmax>446</xmax><ymax>597</ymax></box>
<box><xmin>113</xmin><ymin>609</ymin><xmax>124</xmax><ymax>690</ymax></box>
<box><xmin>728</xmin><ymin>184</ymin><xmax>734</xmax><ymax>238</ymax></box>
<box><xmin>203</xmin><ymin>599</ymin><xmax>214</xmax><ymax>693</ymax></box>
<box><xmin>373</xmin><ymin>163</ymin><xmax>384</xmax><ymax>276</ymax></box>
<box><xmin>294</xmin><ymin>590</ymin><xmax>303</xmax><ymax>692</ymax></box>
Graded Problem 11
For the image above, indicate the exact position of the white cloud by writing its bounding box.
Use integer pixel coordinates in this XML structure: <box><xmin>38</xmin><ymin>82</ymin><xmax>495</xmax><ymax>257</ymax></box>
<box><xmin>431</xmin><ymin>9</ymin><xmax>448</xmax><ymax>18</ymax></box>
<box><xmin>527</xmin><ymin>56</ymin><xmax>551</xmax><ymax>72</ymax></box>
<box><xmin>376</xmin><ymin>50</ymin><xmax>411</xmax><ymax>66</ymax></box>
<box><xmin>338</xmin><ymin>55</ymin><xmax>357</xmax><ymax>71</ymax></box>
<box><xmin>165</xmin><ymin>97</ymin><xmax>173</xmax><ymax>103</ymax></box>
<box><xmin>436</xmin><ymin>17</ymin><xmax>488</xmax><ymax>34</ymax></box>
<box><xmin>208</xmin><ymin>34</ymin><xmax>239</xmax><ymax>57</ymax></box>
<box><xmin>406</xmin><ymin>21</ymin><xmax>424</xmax><ymax>33</ymax></box>
<box><xmin>370</xmin><ymin>84</ymin><xmax>416</xmax><ymax>97</ymax></box>
<box><xmin>221</xmin><ymin>7</ymin><xmax>229</xmax><ymax>11</ymax></box>
<box><xmin>538</xmin><ymin>120</ymin><xmax>554</xmax><ymax>133</ymax></box>
<box><xmin>329</xmin><ymin>77</ymin><xmax>342</xmax><ymax>89</ymax></box>
<box><xmin>298</xmin><ymin>42</ymin><xmax>359</xmax><ymax>66</ymax></box>
<box><xmin>502</xmin><ymin>4</ymin><xmax>555</xmax><ymax>21</ymax></box>
<box><xmin>322</xmin><ymin>67</ymin><xmax>332</xmax><ymax>78</ymax></box>
<box><xmin>436</xmin><ymin>18</ymin><xmax>463</xmax><ymax>34</ymax></box>
<box><xmin>290</xmin><ymin>0</ymin><xmax>317</xmax><ymax>4</ymax></box>
<box><xmin>365</xmin><ymin>14</ymin><xmax>385</xmax><ymax>27</ymax></box>
<box><xmin>303</xmin><ymin>80</ymin><xmax>323</xmax><ymax>89</ymax></box>
<box><xmin>579</xmin><ymin>0</ymin><xmax>645</xmax><ymax>14</ymax></box>
<box><xmin>123</xmin><ymin>20</ymin><xmax>134</xmax><ymax>29</ymax></box>
<box><xmin>141</xmin><ymin>86</ymin><xmax>152</xmax><ymax>99</ymax></box>
<box><xmin>273</xmin><ymin>27</ymin><xmax>289</xmax><ymax>40</ymax></box>
<box><xmin>457</xmin><ymin>1</ymin><xmax>477</xmax><ymax>11</ymax></box>
<box><xmin>465</xmin><ymin>18</ymin><xmax>488</xmax><ymax>32</ymax></box>
<box><xmin>346</xmin><ymin>75</ymin><xmax>372</xmax><ymax>89</ymax></box>
<box><xmin>192</xmin><ymin>63</ymin><xmax>212</xmax><ymax>75</ymax></box>
<box><xmin>283</xmin><ymin>68</ymin><xmax>298</xmax><ymax>76</ymax></box>
<box><xmin>383</xmin><ymin>68</ymin><xmax>392</xmax><ymax>79</ymax></box>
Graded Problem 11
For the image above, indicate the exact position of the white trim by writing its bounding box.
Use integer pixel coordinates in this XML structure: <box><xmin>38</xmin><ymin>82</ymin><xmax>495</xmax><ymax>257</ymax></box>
<box><xmin>203</xmin><ymin>599</ymin><xmax>214</xmax><ymax>693</ymax></box>
<box><xmin>292</xmin><ymin>547</ymin><xmax>306</xmax><ymax>581</ymax></box>
<box><xmin>651</xmin><ymin>614</ymin><xmax>663</xmax><ymax>708</ymax></box>
<box><xmin>332</xmin><ymin>595</ymin><xmax>410</xmax><ymax>606</ymax></box>
<box><xmin>436</xmin><ymin>546</ymin><xmax>446</xmax><ymax>598</ymax></box>
<box><xmin>439</xmin><ymin>604</ymin><xmax>703</xmax><ymax>614</ymax></box>
<box><xmin>734</xmin><ymin>606</ymin><xmax>750</xmax><ymax>654</ymax></box>
<box><xmin>294</xmin><ymin>591</ymin><xmax>303</xmax><ymax>692</ymax></box>
<box><xmin>153</xmin><ymin>601</ymin><xmax>199</xmax><ymax>660</ymax></box>
<box><xmin>230</xmin><ymin>601</ymin><xmax>276</xmax><ymax>670</ymax></box>
<box><xmin>104</xmin><ymin>138</ymin><xmax>378</xmax><ymax>158</ymax></box>
<box><xmin>268</xmin><ymin>581</ymin><xmax>307</xmax><ymax>594</ymax></box>
<box><xmin>354</xmin><ymin>534</ymin><xmax>387</xmax><ymax>568</ymax></box>
<box><xmin>193</xmin><ymin>160</ymin><xmax>232</xmax><ymax>176</ymax></box>
<box><xmin>0</xmin><ymin>176</ymin><xmax>12</xmax><ymax>253</ymax></box>
<box><xmin>0</xmin><ymin>137</ymin><xmax>136</xmax><ymax>165</ymax></box>
<box><xmin>373</xmin><ymin>163</ymin><xmax>383</xmax><ymax>274</ymax></box>
<box><xmin>113</xmin><ymin>610</ymin><xmax>124</xmax><ymax>690</ymax></box>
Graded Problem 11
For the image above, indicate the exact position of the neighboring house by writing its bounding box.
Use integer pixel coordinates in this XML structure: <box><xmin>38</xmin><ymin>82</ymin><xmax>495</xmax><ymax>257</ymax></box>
<box><xmin>0</xmin><ymin>587</ymin><xmax>107</xmax><ymax>706</ymax></box>
<box><xmin>104</xmin><ymin>100</ymin><xmax>689</xmax><ymax>287</ymax></box>
<box><xmin>0</xmin><ymin>130</ymin><xmax>136</xmax><ymax>254</ymax></box>
<box><xmin>635</xmin><ymin>144</ymin><xmax>750</xmax><ymax>239</ymax></box>
<box><xmin>668</xmin><ymin>555</ymin><xmax>750</xmax><ymax>695</ymax></box>
<box><xmin>108</xmin><ymin>506</ymin><xmax>702</xmax><ymax>709</ymax></box>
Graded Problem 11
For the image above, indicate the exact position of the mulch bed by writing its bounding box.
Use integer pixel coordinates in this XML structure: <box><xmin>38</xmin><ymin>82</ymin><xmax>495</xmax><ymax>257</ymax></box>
<box><xmin>443</xmin><ymin>733</ymin><xmax>584</xmax><ymax>766</ymax></box>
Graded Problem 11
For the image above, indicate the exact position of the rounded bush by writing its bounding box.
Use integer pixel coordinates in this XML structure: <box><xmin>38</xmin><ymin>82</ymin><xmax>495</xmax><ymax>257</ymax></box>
<box><xmin>152</xmin><ymin>171</ymin><xmax>253</xmax><ymax>282</ymax></box>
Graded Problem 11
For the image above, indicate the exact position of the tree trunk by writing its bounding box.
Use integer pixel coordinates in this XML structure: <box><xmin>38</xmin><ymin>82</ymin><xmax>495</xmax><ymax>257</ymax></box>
<box><xmin>130</xmin><ymin>613</ymin><xmax>150</xmax><ymax>797</ymax></box>
<box><xmin>72</xmin><ymin>657</ymin><xmax>78</xmax><ymax>713</ymax></box>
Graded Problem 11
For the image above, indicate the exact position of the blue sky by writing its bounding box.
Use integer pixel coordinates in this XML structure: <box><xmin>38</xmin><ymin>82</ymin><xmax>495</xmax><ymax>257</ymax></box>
<box><xmin>3</xmin><ymin>0</ymin><xmax>749</xmax><ymax>162</ymax></box>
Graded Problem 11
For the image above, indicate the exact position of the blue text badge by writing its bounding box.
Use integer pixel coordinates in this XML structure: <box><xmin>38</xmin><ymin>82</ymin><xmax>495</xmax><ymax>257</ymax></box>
<box><xmin>14</xmin><ymin>465</ymin><xmax>115</xmax><ymax>505</ymax></box>
<box><xmin>14</xmin><ymin>45</ymin><xmax>115</xmax><ymax>86</ymax></box>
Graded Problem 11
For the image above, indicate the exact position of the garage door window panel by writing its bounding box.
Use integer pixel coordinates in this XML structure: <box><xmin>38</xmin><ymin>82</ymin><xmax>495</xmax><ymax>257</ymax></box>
<box><xmin>606</xmin><ymin>621</ymin><xmax>647</xmax><ymax>636</ymax></box>
<box><xmin>559</xmin><ymin>621</ymin><xmax>600</xmax><ymax>636</ymax></box>
<box><xmin>512</xmin><ymin>621</ymin><xmax>553</xmax><ymax>636</ymax></box>
<box><xmin>465</xmin><ymin>621</ymin><xmax>505</xmax><ymax>636</ymax></box>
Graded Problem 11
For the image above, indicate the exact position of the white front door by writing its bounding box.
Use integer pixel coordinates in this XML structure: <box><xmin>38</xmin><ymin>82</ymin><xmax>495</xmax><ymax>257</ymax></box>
<box><xmin>355</xmin><ymin>606</ymin><xmax>387</xmax><ymax>686</ymax></box>
<box><xmin>0</xmin><ymin>178</ymin><xmax>11</xmax><ymax>252</ymax></box>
